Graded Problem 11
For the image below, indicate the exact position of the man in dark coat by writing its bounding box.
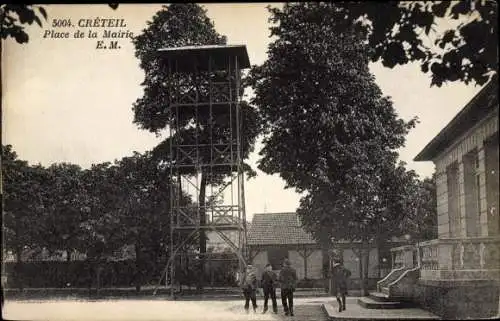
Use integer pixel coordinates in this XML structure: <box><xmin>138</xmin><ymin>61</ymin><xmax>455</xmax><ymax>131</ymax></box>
<box><xmin>261</xmin><ymin>263</ymin><xmax>278</xmax><ymax>314</ymax></box>
<box><xmin>278</xmin><ymin>259</ymin><xmax>297</xmax><ymax>316</ymax></box>
<box><xmin>331</xmin><ymin>258</ymin><xmax>351</xmax><ymax>312</ymax></box>
<box><xmin>240</xmin><ymin>264</ymin><xmax>258</xmax><ymax>313</ymax></box>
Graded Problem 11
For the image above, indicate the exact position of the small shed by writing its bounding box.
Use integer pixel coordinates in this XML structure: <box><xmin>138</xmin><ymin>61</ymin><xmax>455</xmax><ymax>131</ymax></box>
<box><xmin>247</xmin><ymin>212</ymin><xmax>327</xmax><ymax>281</ymax></box>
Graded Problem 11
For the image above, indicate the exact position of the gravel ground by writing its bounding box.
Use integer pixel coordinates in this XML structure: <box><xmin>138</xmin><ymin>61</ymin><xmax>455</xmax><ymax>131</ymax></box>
<box><xmin>2</xmin><ymin>297</ymin><xmax>332</xmax><ymax>321</ymax></box>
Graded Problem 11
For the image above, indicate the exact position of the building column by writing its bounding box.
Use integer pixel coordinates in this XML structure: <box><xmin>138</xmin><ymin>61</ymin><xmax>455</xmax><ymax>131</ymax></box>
<box><xmin>477</xmin><ymin>146</ymin><xmax>489</xmax><ymax>237</ymax></box>
<box><xmin>458</xmin><ymin>161</ymin><xmax>467</xmax><ymax>237</ymax></box>
<box><xmin>484</xmin><ymin>135</ymin><xmax>500</xmax><ymax>236</ymax></box>
<box><xmin>436</xmin><ymin>170</ymin><xmax>450</xmax><ymax>238</ymax></box>
<box><xmin>446</xmin><ymin>162</ymin><xmax>461</xmax><ymax>237</ymax></box>
<box><xmin>461</xmin><ymin>147</ymin><xmax>484</xmax><ymax>237</ymax></box>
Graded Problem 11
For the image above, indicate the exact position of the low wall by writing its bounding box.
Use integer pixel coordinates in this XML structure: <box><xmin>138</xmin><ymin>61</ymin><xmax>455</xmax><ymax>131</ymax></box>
<box><xmin>414</xmin><ymin>279</ymin><xmax>499</xmax><ymax>319</ymax></box>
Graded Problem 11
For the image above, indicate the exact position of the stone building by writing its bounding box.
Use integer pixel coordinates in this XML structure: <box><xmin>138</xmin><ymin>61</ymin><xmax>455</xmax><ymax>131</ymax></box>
<box><xmin>382</xmin><ymin>76</ymin><xmax>499</xmax><ymax>319</ymax></box>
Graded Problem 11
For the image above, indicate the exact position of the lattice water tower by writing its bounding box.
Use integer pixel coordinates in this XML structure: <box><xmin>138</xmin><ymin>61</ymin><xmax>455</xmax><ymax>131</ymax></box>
<box><xmin>155</xmin><ymin>45</ymin><xmax>250</xmax><ymax>295</ymax></box>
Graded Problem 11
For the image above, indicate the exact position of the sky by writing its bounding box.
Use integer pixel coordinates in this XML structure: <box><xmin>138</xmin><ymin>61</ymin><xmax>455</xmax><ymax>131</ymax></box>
<box><xmin>2</xmin><ymin>4</ymin><xmax>484</xmax><ymax>222</ymax></box>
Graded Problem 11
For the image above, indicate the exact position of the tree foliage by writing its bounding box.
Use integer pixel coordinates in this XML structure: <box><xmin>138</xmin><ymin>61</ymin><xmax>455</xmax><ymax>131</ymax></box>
<box><xmin>338</xmin><ymin>1</ymin><xmax>498</xmax><ymax>86</ymax></box>
<box><xmin>2</xmin><ymin>144</ymin><xmax>191</xmax><ymax>290</ymax></box>
<box><xmin>1</xmin><ymin>4</ymin><xmax>47</xmax><ymax>44</ymax></box>
<box><xmin>249</xmin><ymin>3</ymin><xmax>416</xmax><ymax>193</ymax></box>
<box><xmin>40</xmin><ymin>163</ymin><xmax>90</xmax><ymax>257</ymax></box>
<box><xmin>400</xmin><ymin>174</ymin><xmax>438</xmax><ymax>242</ymax></box>
<box><xmin>2</xmin><ymin>145</ymin><xmax>47</xmax><ymax>258</ymax></box>
<box><xmin>109</xmin><ymin>152</ymin><xmax>173</xmax><ymax>289</ymax></box>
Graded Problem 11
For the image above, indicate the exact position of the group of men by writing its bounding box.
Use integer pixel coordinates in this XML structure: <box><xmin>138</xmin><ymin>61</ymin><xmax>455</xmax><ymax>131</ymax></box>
<box><xmin>240</xmin><ymin>255</ymin><xmax>351</xmax><ymax>316</ymax></box>
<box><xmin>240</xmin><ymin>258</ymin><xmax>297</xmax><ymax>316</ymax></box>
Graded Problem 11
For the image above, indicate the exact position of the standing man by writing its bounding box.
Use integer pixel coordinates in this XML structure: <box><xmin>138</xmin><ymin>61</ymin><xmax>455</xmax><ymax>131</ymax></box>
<box><xmin>331</xmin><ymin>258</ymin><xmax>351</xmax><ymax>312</ymax></box>
<box><xmin>261</xmin><ymin>263</ymin><xmax>278</xmax><ymax>314</ymax></box>
<box><xmin>240</xmin><ymin>264</ymin><xmax>258</xmax><ymax>313</ymax></box>
<box><xmin>279</xmin><ymin>259</ymin><xmax>297</xmax><ymax>316</ymax></box>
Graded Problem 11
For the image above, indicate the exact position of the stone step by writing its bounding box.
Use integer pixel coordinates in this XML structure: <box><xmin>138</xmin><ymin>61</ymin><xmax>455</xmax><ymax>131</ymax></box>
<box><xmin>369</xmin><ymin>291</ymin><xmax>391</xmax><ymax>302</ymax></box>
<box><xmin>369</xmin><ymin>291</ymin><xmax>406</xmax><ymax>303</ymax></box>
<box><xmin>322</xmin><ymin>302</ymin><xmax>441</xmax><ymax>320</ymax></box>
<box><xmin>381</xmin><ymin>286</ymin><xmax>390</xmax><ymax>296</ymax></box>
<box><xmin>358</xmin><ymin>296</ymin><xmax>412</xmax><ymax>309</ymax></box>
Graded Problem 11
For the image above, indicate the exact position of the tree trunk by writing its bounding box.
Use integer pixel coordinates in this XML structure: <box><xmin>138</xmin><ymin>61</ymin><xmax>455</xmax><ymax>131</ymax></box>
<box><xmin>363</xmin><ymin>241</ymin><xmax>370</xmax><ymax>296</ymax></box>
<box><xmin>197</xmin><ymin>171</ymin><xmax>207</xmax><ymax>291</ymax></box>
<box><xmin>358</xmin><ymin>249</ymin><xmax>364</xmax><ymax>295</ymax></box>
<box><xmin>359</xmin><ymin>240</ymin><xmax>370</xmax><ymax>296</ymax></box>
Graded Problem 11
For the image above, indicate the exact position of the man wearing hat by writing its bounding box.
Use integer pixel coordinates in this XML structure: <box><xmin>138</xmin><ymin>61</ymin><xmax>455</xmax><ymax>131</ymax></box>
<box><xmin>278</xmin><ymin>258</ymin><xmax>297</xmax><ymax>316</ymax></box>
<box><xmin>261</xmin><ymin>263</ymin><xmax>278</xmax><ymax>314</ymax></box>
<box><xmin>331</xmin><ymin>257</ymin><xmax>351</xmax><ymax>312</ymax></box>
<box><xmin>240</xmin><ymin>264</ymin><xmax>258</xmax><ymax>313</ymax></box>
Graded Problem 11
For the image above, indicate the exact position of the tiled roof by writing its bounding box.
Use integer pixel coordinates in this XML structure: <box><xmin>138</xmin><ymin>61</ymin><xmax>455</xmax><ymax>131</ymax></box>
<box><xmin>247</xmin><ymin>212</ymin><xmax>317</xmax><ymax>246</ymax></box>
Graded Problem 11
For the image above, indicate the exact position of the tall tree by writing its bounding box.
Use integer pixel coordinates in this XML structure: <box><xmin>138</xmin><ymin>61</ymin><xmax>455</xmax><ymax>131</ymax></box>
<box><xmin>40</xmin><ymin>163</ymin><xmax>90</xmax><ymax>258</ymax></box>
<box><xmin>298</xmin><ymin>162</ymin><xmax>422</xmax><ymax>293</ymax></box>
<box><xmin>400</xmin><ymin>174</ymin><xmax>438</xmax><ymax>242</ymax></box>
<box><xmin>248</xmin><ymin>3</ymin><xmax>417</xmax><ymax>295</ymax></box>
<box><xmin>112</xmin><ymin>151</ymin><xmax>177</xmax><ymax>291</ymax></box>
<box><xmin>73</xmin><ymin>162</ymin><xmax>117</xmax><ymax>292</ymax></box>
<box><xmin>132</xmin><ymin>4</ymin><xmax>260</xmax><ymax>289</ymax></box>
<box><xmin>79</xmin><ymin>163</ymin><xmax>123</xmax><ymax>260</ymax></box>
<box><xmin>2</xmin><ymin>145</ymin><xmax>47</xmax><ymax>289</ymax></box>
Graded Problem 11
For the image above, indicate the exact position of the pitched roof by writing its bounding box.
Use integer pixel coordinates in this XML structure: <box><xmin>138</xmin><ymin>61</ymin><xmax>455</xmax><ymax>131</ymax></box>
<box><xmin>247</xmin><ymin>212</ymin><xmax>317</xmax><ymax>246</ymax></box>
<box><xmin>414</xmin><ymin>75</ymin><xmax>498</xmax><ymax>161</ymax></box>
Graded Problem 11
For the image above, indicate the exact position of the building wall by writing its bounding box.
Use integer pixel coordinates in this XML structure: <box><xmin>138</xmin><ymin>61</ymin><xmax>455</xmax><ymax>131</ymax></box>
<box><xmin>289</xmin><ymin>249</ymin><xmax>323</xmax><ymax>279</ymax></box>
<box><xmin>342</xmin><ymin>248</ymin><xmax>379</xmax><ymax>279</ymax></box>
<box><xmin>289</xmin><ymin>250</ymin><xmax>304</xmax><ymax>279</ymax></box>
<box><xmin>413</xmin><ymin>107</ymin><xmax>499</xmax><ymax>318</ymax></box>
<box><xmin>308</xmin><ymin>249</ymin><xmax>324</xmax><ymax>279</ymax></box>
<box><xmin>252</xmin><ymin>246</ymin><xmax>382</xmax><ymax>280</ymax></box>
<box><xmin>250</xmin><ymin>247</ymin><xmax>324</xmax><ymax>280</ymax></box>
<box><xmin>251</xmin><ymin>245</ymin><xmax>387</xmax><ymax>290</ymax></box>
<box><xmin>434</xmin><ymin>110</ymin><xmax>499</xmax><ymax>239</ymax></box>
<box><xmin>414</xmin><ymin>280</ymin><xmax>499</xmax><ymax>319</ymax></box>
<box><xmin>251</xmin><ymin>250</ymin><xmax>268</xmax><ymax>279</ymax></box>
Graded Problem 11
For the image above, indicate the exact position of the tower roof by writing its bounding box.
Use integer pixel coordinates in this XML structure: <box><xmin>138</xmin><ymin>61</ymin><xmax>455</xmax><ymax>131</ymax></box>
<box><xmin>157</xmin><ymin>44</ymin><xmax>250</xmax><ymax>72</ymax></box>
